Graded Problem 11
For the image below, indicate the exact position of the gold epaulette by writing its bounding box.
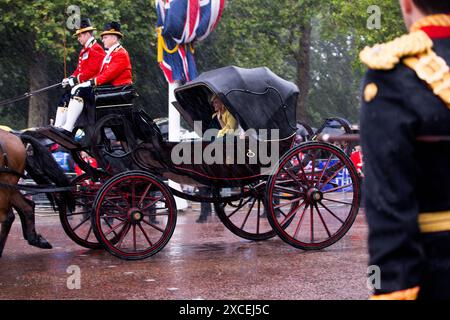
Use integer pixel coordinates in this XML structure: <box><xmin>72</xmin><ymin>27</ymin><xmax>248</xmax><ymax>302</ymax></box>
<box><xmin>403</xmin><ymin>51</ymin><xmax>450</xmax><ymax>108</ymax></box>
<box><xmin>360</xmin><ymin>30</ymin><xmax>433</xmax><ymax>70</ymax></box>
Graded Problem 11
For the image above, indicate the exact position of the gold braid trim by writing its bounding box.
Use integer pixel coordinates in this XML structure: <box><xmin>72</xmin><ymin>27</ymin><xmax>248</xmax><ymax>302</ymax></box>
<box><xmin>403</xmin><ymin>50</ymin><xmax>450</xmax><ymax>109</ymax></box>
<box><xmin>418</xmin><ymin>211</ymin><xmax>450</xmax><ymax>233</ymax></box>
<box><xmin>360</xmin><ymin>31</ymin><xmax>433</xmax><ymax>70</ymax></box>
<box><xmin>410</xmin><ymin>14</ymin><xmax>450</xmax><ymax>32</ymax></box>
<box><xmin>370</xmin><ymin>287</ymin><xmax>420</xmax><ymax>300</ymax></box>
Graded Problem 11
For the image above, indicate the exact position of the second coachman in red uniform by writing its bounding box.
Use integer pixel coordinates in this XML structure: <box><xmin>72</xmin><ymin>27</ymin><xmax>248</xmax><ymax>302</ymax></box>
<box><xmin>94</xmin><ymin>22</ymin><xmax>132</xmax><ymax>87</ymax></box>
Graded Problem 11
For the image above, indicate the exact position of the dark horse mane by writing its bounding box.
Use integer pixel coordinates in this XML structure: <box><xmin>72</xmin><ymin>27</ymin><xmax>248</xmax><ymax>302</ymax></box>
<box><xmin>19</xmin><ymin>131</ymin><xmax>75</xmax><ymax>212</ymax></box>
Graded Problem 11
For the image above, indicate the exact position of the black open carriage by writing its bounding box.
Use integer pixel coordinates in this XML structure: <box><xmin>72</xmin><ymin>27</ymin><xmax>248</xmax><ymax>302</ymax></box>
<box><xmin>35</xmin><ymin>66</ymin><xmax>360</xmax><ymax>260</ymax></box>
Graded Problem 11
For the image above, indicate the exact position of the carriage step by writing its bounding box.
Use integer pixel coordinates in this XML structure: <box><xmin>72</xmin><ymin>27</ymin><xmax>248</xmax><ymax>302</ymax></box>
<box><xmin>37</xmin><ymin>127</ymin><xmax>82</xmax><ymax>150</ymax></box>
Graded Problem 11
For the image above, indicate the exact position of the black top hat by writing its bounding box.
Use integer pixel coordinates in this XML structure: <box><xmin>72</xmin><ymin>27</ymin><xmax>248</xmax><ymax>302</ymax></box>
<box><xmin>73</xmin><ymin>18</ymin><xmax>96</xmax><ymax>36</ymax></box>
<box><xmin>100</xmin><ymin>21</ymin><xmax>124</xmax><ymax>38</ymax></box>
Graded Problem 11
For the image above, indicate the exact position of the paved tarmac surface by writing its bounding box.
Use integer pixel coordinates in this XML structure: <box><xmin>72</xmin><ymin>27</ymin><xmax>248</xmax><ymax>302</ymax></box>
<box><xmin>0</xmin><ymin>205</ymin><xmax>370</xmax><ymax>300</ymax></box>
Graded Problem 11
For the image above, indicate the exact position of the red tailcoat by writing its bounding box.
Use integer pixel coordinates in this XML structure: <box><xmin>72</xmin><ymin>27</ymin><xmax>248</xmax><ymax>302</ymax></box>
<box><xmin>94</xmin><ymin>46</ymin><xmax>132</xmax><ymax>86</ymax></box>
<box><xmin>71</xmin><ymin>40</ymin><xmax>105</xmax><ymax>83</ymax></box>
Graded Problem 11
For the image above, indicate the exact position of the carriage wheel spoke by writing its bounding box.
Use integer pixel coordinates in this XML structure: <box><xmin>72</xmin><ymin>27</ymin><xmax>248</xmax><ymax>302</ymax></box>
<box><xmin>314</xmin><ymin>203</ymin><xmax>332</xmax><ymax>238</ymax></box>
<box><xmin>318</xmin><ymin>201</ymin><xmax>345</xmax><ymax>224</ymax></box>
<box><xmin>227</xmin><ymin>197</ymin><xmax>253</xmax><ymax>219</ymax></box>
<box><xmin>84</xmin><ymin>225</ymin><xmax>93</xmax><ymax>241</ymax></box>
<box><xmin>100</xmin><ymin>214</ymin><xmax>126</xmax><ymax>220</ymax></box>
<box><xmin>322</xmin><ymin>197</ymin><xmax>353</xmax><ymax>206</ymax></box>
<box><xmin>102</xmin><ymin>218</ymin><xmax>120</xmax><ymax>238</ymax></box>
<box><xmin>311</xmin><ymin>152</ymin><xmax>316</xmax><ymax>186</ymax></box>
<box><xmin>131</xmin><ymin>182</ymin><xmax>136</xmax><ymax>207</ymax></box>
<box><xmin>318</xmin><ymin>163</ymin><xmax>345</xmax><ymax>189</ymax></box>
<box><xmin>117</xmin><ymin>223</ymin><xmax>131</xmax><ymax>249</ymax></box>
<box><xmin>279</xmin><ymin>201</ymin><xmax>305</xmax><ymax>226</ymax></box>
<box><xmin>293</xmin><ymin>203</ymin><xmax>309</xmax><ymax>239</ymax></box>
<box><xmin>323</xmin><ymin>183</ymin><xmax>353</xmax><ymax>193</ymax></box>
<box><xmin>240</xmin><ymin>198</ymin><xmax>257</xmax><ymax>230</ymax></box>
<box><xmin>316</xmin><ymin>154</ymin><xmax>333</xmax><ymax>187</ymax></box>
<box><xmin>310</xmin><ymin>205</ymin><xmax>314</xmax><ymax>243</ymax></box>
<box><xmin>295</xmin><ymin>154</ymin><xmax>309</xmax><ymax>183</ymax></box>
<box><xmin>274</xmin><ymin>196</ymin><xmax>303</xmax><ymax>209</ymax></box>
<box><xmin>141</xmin><ymin>219</ymin><xmax>165</xmax><ymax>233</ymax></box>
<box><xmin>104</xmin><ymin>198</ymin><xmax>128</xmax><ymax>212</ymax></box>
<box><xmin>273</xmin><ymin>185</ymin><xmax>303</xmax><ymax>196</ymax></box>
<box><xmin>141</xmin><ymin>196</ymin><xmax>164</xmax><ymax>211</ymax></box>
<box><xmin>133</xmin><ymin>224</ymin><xmax>137</xmax><ymax>252</ymax></box>
<box><xmin>256</xmin><ymin>199</ymin><xmax>261</xmax><ymax>234</ymax></box>
<box><xmin>138</xmin><ymin>183</ymin><xmax>153</xmax><ymax>207</ymax></box>
<box><xmin>282</xmin><ymin>168</ymin><xmax>305</xmax><ymax>188</ymax></box>
<box><xmin>138</xmin><ymin>223</ymin><xmax>153</xmax><ymax>247</ymax></box>
<box><xmin>72</xmin><ymin>215</ymin><xmax>91</xmax><ymax>232</ymax></box>
<box><xmin>105</xmin><ymin>193</ymin><xmax>130</xmax><ymax>209</ymax></box>
<box><xmin>104</xmin><ymin>220</ymin><xmax>126</xmax><ymax>237</ymax></box>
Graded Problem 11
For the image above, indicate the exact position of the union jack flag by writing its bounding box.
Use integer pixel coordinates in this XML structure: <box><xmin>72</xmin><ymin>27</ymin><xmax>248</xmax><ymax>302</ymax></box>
<box><xmin>155</xmin><ymin>0</ymin><xmax>225</xmax><ymax>84</ymax></box>
<box><xmin>197</xmin><ymin>0</ymin><xmax>225</xmax><ymax>41</ymax></box>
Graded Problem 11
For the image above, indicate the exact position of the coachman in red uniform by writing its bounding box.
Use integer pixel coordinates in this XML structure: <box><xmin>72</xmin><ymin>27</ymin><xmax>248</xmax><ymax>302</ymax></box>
<box><xmin>94</xmin><ymin>22</ymin><xmax>132</xmax><ymax>87</ymax></box>
<box><xmin>57</xmin><ymin>21</ymin><xmax>133</xmax><ymax>135</ymax></box>
<box><xmin>54</xmin><ymin>18</ymin><xmax>105</xmax><ymax>128</ymax></box>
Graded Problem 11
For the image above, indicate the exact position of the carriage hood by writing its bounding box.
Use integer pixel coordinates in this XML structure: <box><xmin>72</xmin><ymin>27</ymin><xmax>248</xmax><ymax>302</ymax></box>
<box><xmin>173</xmin><ymin>66</ymin><xmax>299</xmax><ymax>140</ymax></box>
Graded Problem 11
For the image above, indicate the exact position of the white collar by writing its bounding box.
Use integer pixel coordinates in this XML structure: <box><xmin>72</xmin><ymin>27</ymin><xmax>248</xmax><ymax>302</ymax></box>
<box><xmin>106</xmin><ymin>43</ymin><xmax>121</xmax><ymax>55</ymax></box>
<box><xmin>101</xmin><ymin>43</ymin><xmax>122</xmax><ymax>69</ymax></box>
<box><xmin>85</xmin><ymin>37</ymin><xmax>95</xmax><ymax>48</ymax></box>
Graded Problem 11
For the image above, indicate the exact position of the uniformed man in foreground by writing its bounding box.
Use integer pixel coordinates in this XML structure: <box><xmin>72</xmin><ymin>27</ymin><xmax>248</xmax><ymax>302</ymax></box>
<box><xmin>360</xmin><ymin>0</ymin><xmax>450</xmax><ymax>300</ymax></box>
<box><xmin>57</xmin><ymin>21</ymin><xmax>132</xmax><ymax>135</ymax></box>
<box><xmin>54</xmin><ymin>18</ymin><xmax>105</xmax><ymax>128</ymax></box>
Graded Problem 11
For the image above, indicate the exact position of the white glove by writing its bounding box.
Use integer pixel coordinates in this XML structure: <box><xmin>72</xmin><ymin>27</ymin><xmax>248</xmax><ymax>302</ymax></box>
<box><xmin>71</xmin><ymin>80</ymin><xmax>93</xmax><ymax>95</ymax></box>
<box><xmin>68</xmin><ymin>77</ymin><xmax>78</xmax><ymax>87</ymax></box>
<box><xmin>61</xmin><ymin>78</ymin><xmax>69</xmax><ymax>88</ymax></box>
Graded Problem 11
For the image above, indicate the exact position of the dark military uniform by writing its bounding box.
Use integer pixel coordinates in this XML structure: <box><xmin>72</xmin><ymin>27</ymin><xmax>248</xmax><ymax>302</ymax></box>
<box><xmin>360</xmin><ymin>14</ymin><xmax>450</xmax><ymax>300</ymax></box>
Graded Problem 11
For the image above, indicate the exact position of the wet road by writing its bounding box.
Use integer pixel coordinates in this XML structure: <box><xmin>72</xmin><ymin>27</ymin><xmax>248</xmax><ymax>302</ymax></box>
<box><xmin>0</xmin><ymin>205</ymin><xmax>370</xmax><ymax>300</ymax></box>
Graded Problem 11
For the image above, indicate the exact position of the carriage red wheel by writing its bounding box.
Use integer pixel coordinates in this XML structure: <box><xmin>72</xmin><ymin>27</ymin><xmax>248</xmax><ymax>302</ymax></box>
<box><xmin>59</xmin><ymin>172</ymin><xmax>110</xmax><ymax>249</ymax></box>
<box><xmin>214</xmin><ymin>184</ymin><xmax>277</xmax><ymax>241</ymax></box>
<box><xmin>92</xmin><ymin>171</ymin><xmax>177</xmax><ymax>260</ymax></box>
<box><xmin>266</xmin><ymin>142</ymin><xmax>360</xmax><ymax>250</ymax></box>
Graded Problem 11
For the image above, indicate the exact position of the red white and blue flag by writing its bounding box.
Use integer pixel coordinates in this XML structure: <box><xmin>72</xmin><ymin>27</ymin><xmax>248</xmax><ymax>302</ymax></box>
<box><xmin>196</xmin><ymin>0</ymin><xmax>225</xmax><ymax>41</ymax></box>
<box><xmin>155</xmin><ymin>0</ymin><xmax>225</xmax><ymax>84</ymax></box>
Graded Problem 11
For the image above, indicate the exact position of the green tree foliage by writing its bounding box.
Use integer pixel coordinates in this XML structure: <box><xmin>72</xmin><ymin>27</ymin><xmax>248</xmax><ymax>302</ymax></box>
<box><xmin>0</xmin><ymin>0</ymin><xmax>405</xmax><ymax>129</ymax></box>
<box><xmin>198</xmin><ymin>0</ymin><xmax>404</xmax><ymax>125</ymax></box>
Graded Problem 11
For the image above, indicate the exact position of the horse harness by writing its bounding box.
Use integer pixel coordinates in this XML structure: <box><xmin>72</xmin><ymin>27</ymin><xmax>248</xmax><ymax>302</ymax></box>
<box><xmin>0</xmin><ymin>139</ymin><xmax>26</xmax><ymax>179</ymax></box>
<box><xmin>0</xmin><ymin>138</ymin><xmax>72</xmax><ymax>193</ymax></box>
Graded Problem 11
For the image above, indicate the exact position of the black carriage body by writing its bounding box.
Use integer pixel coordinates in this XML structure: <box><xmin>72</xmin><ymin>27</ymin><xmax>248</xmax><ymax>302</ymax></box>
<box><xmin>133</xmin><ymin>137</ymin><xmax>294</xmax><ymax>188</ymax></box>
<box><xmin>134</xmin><ymin>66</ymin><xmax>299</xmax><ymax>187</ymax></box>
<box><xmin>173</xmin><ymin>66</ymin><xmax>299</xmax><ymax>140</ymax></box>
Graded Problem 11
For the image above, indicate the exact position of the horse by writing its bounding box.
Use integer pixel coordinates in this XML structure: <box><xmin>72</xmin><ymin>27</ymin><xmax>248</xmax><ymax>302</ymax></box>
<box><xmin>0</xmin><ymin>128</ymin><xmax>52</xmax><ymax>256</ymax></box>
<box><xmin>0</xmin><ymin>128</ymin><xmax>74</xmax><ymax>257</ymax></box>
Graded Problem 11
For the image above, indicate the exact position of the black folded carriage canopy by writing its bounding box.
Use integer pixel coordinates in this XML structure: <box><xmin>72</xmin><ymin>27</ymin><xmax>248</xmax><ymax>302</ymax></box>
<box><xmin>174</xmin><ymin>66</ymin><xmax>299</xmax><ymax>140</ymax></box>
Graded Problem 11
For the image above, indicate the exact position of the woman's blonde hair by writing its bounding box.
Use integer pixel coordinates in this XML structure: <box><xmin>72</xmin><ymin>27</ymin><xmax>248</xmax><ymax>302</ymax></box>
<box><xmin>209</xmin><ymin>93</ymin><xmax>220</xmax><ymax>105</ymax></box>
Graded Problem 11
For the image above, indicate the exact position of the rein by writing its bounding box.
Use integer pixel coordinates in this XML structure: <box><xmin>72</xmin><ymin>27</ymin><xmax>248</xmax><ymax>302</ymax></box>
<box><xmin>0</xmin><ymin>181</ymin><xmax>72</xmax><ymax>194</ymax></box>
<box><xmin>0</xmin><ymin>83</ymin><xmax>61</xmax><ymax>107</ymax></box>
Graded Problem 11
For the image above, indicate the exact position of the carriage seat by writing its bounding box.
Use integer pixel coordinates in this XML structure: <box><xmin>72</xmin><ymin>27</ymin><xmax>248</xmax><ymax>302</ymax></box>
<box><xmin>94</xmin><ymin>85</ymin><xmax>138</xmax><ymax>108</ymax></box>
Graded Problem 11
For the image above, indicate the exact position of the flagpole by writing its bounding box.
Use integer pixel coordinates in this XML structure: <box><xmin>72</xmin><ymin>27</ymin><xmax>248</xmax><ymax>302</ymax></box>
<box><xmin>168</xmin><ymin>81</ymin><xmax>181</xmax><ymax>142</ymax></box>
<box><xmin>168</xmin><ymin>81</ymin><xmax>188</xmax><ymax>210</ymax></box>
